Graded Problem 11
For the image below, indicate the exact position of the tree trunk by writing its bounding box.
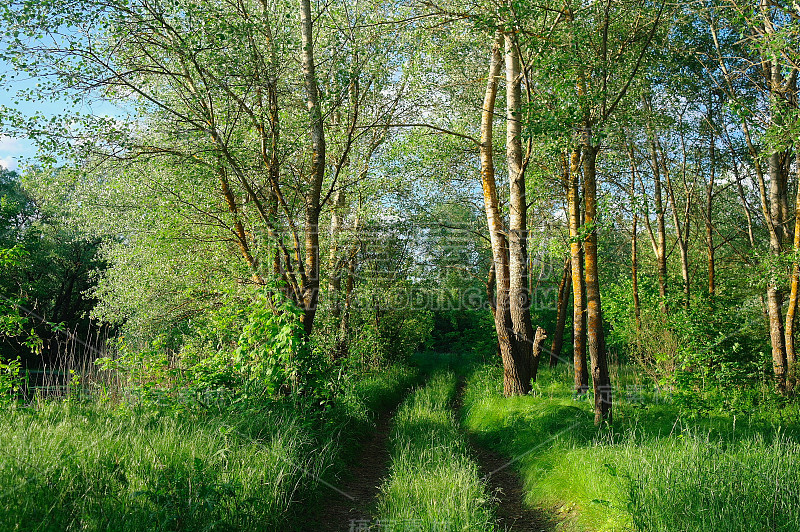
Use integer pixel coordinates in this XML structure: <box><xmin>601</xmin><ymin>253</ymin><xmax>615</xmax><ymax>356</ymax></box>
<box><xmin>480</xmin><ymin>31</ymin><xmax>528</xmax><ymax>396</ymax></box>
<box><xmin>784</xmin><ymin>150</ymin><xmax>800</xmax><ymax>392</ymax></box>
<box><xmin>582</xmin><ymin>142</ymin><xmax>612</xmax><ymax>424</ymax></box>
<box><xmin>630</xmin><ymin>165</ymin><xmax>642</xmax><ymax>334</ymax></box>
<box><xmin>505</xmin><ymin>31</ymin><xmax>534</xmax><ymax>390</ymax></box>
<box><xmin>531</xmin><ymin>326</ymin><xmax>548</xmax><ymax>381</ymax></box>
<box><xmin>625</xmin><ymin>139</ymin><xmax>643</xmax><ymax>329</ymax></box>
<box><xmin>644</xmin><ymin>108</ymin><xmax>668</xmax><ymax>312</ymax></box>
<box><xmin>747</xmin><ymin>116</ymin><xmax>788</xmax><ymax>391</ymax></box>
<box><xmin>767</xmin><ymin>104</ymin><xmax>789</xmax><ymax>393</ymax></box>
<box><xmin>299</xmin><ymin>0</ymin><xmax>325</xmax><ymax>338</ymax></box>
<box><xmin>761</xmin><ymin>2</ymin><xmax>793</xmax><ymax>391</ymax></box>
<box><xmin>706</xmin><ymin>99</ymin><xmax>716</xmax><ymax>296</ymax></box>
<box><xmin>550</xmin><ymin>255</ymin><xmax>571</xmax><ymax>368</ymax></box>
<box><xmin>671</xmin><ymin>127</ymin><xmax>693</xmax><ymax>309</ymax></box>
<box><xmin>568</xmin><ymin>149</ymin><xmax>589</xmax><ymax>394</ymax></box>
<box><xmin>328</xmin><ymin>185</ymin><xmax>347</xmax><ymax>359</ymax></box>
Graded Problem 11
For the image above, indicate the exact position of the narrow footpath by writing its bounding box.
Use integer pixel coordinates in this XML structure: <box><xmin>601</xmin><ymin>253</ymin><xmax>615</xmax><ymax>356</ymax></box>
<box><xmin>318</xmin><ymin>410</ymin><xmax>394</xmax><ymax>531</ymax></box>
<box><xmin>471</xmin><ymin>443</ymin><xmax>556</xmax><ymax>532</ymax></box>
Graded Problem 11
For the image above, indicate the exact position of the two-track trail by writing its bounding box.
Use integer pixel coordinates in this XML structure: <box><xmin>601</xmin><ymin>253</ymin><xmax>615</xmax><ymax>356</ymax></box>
<box><xmin>312</xmin><ymin>368</ymin><xmax>557</xmax><ymax>532</ymax></box>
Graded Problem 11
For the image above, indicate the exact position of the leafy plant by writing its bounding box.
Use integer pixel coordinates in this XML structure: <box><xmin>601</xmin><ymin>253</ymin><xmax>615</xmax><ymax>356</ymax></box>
<box><xmin>232</xmin><ymin>291</ymin><xmax>312</xmax><ymax>398</ymax></box>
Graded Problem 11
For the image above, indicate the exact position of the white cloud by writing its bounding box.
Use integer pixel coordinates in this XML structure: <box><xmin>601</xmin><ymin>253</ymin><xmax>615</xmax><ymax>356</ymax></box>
<box><xmin>0</xmin><ymin>156</ymin><xmax>17</xmax><ymax>171</ymax></box>
<box><xmin>0</xmin><ymin>135</ymin><xmax>23</xmax><ymax>153</ymax></box>
<box><xmin>0</xmin><ymin>135</ymin><xmax>24</xmax><ymax>170</ymax></box>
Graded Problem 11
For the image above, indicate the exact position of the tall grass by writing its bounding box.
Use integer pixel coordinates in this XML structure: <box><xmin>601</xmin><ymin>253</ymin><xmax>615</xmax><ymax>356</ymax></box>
<box><xmin>622</xmin><ymin>430</ymin><xmax>800</xmax><ymax>531</ymax></box>
<box><xmin>461</xmin><ymin>363</ymin><xmax>800</xmax><ymax>532</ymax></box>
<box><xmin>22</xmin><ymin>325</ymin><xmax>117</xmax><ymax>402</ymax></box>
<box><xmin>376</xmin><ymin>371</ymin><xmax>497</xmax><ymax>531</ymax></box>
<box><xmin>0</xmin><ymin>403</ymin><xmax>328</xmax><ymax>531</ymax></box>
<box><xmin>0</xmin><ymin>363</ymin><xmax>419</xmax><ymax>531</ymax></box>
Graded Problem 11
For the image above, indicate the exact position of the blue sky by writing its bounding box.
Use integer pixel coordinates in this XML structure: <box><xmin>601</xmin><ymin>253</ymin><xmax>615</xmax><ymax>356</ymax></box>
<box><xmin>0</xmin><ymin>64</ymin><xmax>69</xmax><ymax>172</ymax></box>
<box><xmin>0</xmin><ymin>70</ymin><xmax>41</xmax><ymax>172</ymax></box>
<box><xmin>0</xmin><ymin>55</ymin><xmax>123</xmax><ymax>172</ymax></box>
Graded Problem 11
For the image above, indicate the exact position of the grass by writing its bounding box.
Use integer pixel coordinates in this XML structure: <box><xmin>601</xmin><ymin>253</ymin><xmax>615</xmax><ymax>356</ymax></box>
<box><xmin>0</xmin><ymin>403</ymin><xmax>327</xmax><ymax>531</ymax></box>
<box><xmin>622</xmin><ymin>430</ymin><xmax>800</xmax><ymax>531</ymax></box>
<box><xmin>0</xmin><ymin>362</ymin><xmax>418</xmax><ymax>531</ymax></box>
<box><xmin>376</xmin><ymin>370</ymin><xmax>497</xmax><ymax>531</ymax></box>
<box><xmin>461</xmin><ymin>363</ymin><xmax>800</xmax><ymax>532</ymax></box>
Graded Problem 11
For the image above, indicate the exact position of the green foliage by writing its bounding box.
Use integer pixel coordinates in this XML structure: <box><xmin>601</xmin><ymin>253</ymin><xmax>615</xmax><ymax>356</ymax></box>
<box><xmin>667</xmin><ymin>296</ymin><xmax>768</xmax><ymax>414</ymax></box>
<box><xmin>0</xmin><ymin>355</ymin><xmax>23</xmax><ymax>403</ymax></box>
<box><xmin>0</xmin><ymin>243</ymin><xmax>40</xmax><ymax>402</ymax></box>
<box><xmin>602</xmin><ymin>275</ymin><xmax>773</xmax><ymax>415</ymax></box>
<box><xmin>1</xmin><ymin>168</ymin><xmax>101</xmax><ymax>372</ymax></box>
<box><xmin>430</xmin><ymin>307</ymin><xmax>496</xmax><ymax>357</ymax></box>
<box><xmin>316</xmin><ymin>284</ymin><xmax>434</xmax><ymax>369</ymax></box>
<box><xmin>96</xmin><ymin>288</ymin><xmax>322</xmax><ymax>408</ymax></box>
<box><xmin>0</xmin><ymin>246</ymin><xmax>35</xmax><ymax>340</ymax></box>
<box><xmin>232</xmin><ymin>292</ymin><xmax>310</xmax><ymax>397</ymax></box>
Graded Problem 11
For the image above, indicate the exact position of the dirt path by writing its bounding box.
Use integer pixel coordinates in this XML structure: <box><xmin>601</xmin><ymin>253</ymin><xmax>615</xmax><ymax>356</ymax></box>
<box><xmin>454</xmin><ymin>379</ymin><xmax>557</xmax><ymax>532</ymax></box>
<box><xmin>471</xmin><ymin>442</ymin><xmax>557</xmax><ymax>532</ymax></box>
<box><xmin>314</xmin><ymin>410</ymin><xmax>393</xmax><ymax>531</ymax></box>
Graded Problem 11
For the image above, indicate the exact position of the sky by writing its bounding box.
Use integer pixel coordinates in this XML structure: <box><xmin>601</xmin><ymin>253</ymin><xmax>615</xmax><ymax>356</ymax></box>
<box><xmin>0</xmin><ymin>134</ymin><xmax>28</xmax><ymax>171</ymax></box>
<box><xmin>0</xmin><ymin>63</ymin><xmax>71</xmax><ymax>172</ymax></box>
<box><xmin>0</xmin><ymin>54</ymin><xmax>124</xmax><ymax>173</ymax></box>
<box><xmin>0</xmin><ymin>70</ymin><xmax>43</xmax><ymax>172</ymax></box>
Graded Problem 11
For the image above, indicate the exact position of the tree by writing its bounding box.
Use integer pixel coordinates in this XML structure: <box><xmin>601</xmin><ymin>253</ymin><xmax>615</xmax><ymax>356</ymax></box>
<box><xmin>1</xmin><ymin>0</ymin><xmax>409</xmax><ymax>347</ymax></box>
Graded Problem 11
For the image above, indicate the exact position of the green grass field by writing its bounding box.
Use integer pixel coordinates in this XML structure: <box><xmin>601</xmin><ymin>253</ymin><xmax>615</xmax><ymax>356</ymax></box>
<box><xmin>461</xmin><ymin>362</ymin><xmax>800</xmax><ymax>531</ymax></box>
<box><xmin>0</xmin><ymin>364</ymin><xmax>418</xmax><ymax>531</ymax></box>
<box><xmin>4</xmin><ymin>352</ymin><xmax>799</xmax><ymax>531</ymax></box>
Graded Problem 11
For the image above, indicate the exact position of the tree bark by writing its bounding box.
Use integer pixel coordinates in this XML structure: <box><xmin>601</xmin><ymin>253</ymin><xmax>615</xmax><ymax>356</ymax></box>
<box><xmin>531</xmin><ymin>326</ymin><xmax>548</xmax><ymax>380</ymax></box>
<box><xmin>644</xmin><ymin>104</ymin><xmax>668</xmax><ymax>312</ymax></box>
<box><xmin>328</xmin><ymin>184</ymin><xmax>347</xmax><ymax>359</ymax></box>
<box><xmin>299</xmin><ymin>0</ymin><xmax>326</xmax><ymax>338</ymax></box>
<box><xmin>568</xmin><ymin>149</ymin><xmax>589</xmax><ymax>394</ymax></box>
<box><xmin>625</xmin><ymin>138</ymin><xmax>645</xmax><ymax>329</ymax></box>
<box><xmin>505</xmin><ymin>31</ymin><xmax>535</xmax><ymax>388</ymax></box>
<box><xmin>705</xmin><ymin>98</ymin><xmax>716</xmax><ymax>296</ymax></box>
<box><xmin>582</xmin><ymin>142</ymin><xmax>612</xmax><ymax>424</ymax></box>
<box><xmin>628</xmin><ymin>153</ymin><xmax>642</xmax><ymax>333</ymax></box>
<box><xmin>479</xmin><ymin>31</ymin><xmax>529</xmax><ymax>396</ymax></box>
<box><xmin>784</xmin><ymin>150</ymin><xmax>800</xmax><ymax>392</ymax></box>
<box><xmin>671</xmin><ymin>124</ymin><xmax>694</xmax><ymax>309</ymax></box>
<box><xmin>550</xmin><ymin>255</ymin><xmax>571</xmax><ymax>368</ymax></box>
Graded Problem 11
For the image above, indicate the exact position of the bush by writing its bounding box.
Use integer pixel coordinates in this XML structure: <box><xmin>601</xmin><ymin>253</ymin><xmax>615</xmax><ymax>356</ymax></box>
<box><xmin>603</xmin><ymin>277</ymin><xmax>772</xmax><ymax>414</ymax></box>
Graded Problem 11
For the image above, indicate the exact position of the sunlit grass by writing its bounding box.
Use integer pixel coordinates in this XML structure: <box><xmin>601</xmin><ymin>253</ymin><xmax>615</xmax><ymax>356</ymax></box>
<box><xmin>0</xmin><ymin>363</ymin><xmax>419</xmax><ymax>531</ymax></box>
<box><xmin>0</xmin><ymin>403</ymin><xmax>326</xmax><ymax>531</ymax></box>
<box><xmin>461</xmin><ymin>363</ymin><xmax>800</xmax><ymax>532</ymax></box>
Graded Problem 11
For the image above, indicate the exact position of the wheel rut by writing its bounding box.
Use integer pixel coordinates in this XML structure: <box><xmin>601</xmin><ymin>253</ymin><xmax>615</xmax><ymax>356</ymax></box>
<box><xmin>314</xmin><ymin>409</ymin><xmax>394</xmax><ymax>531</ymax></box>
<box><xmin>454</xmin><ymin>378</ymin><xmax>557</xmax><ymax>532</ymax></box>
